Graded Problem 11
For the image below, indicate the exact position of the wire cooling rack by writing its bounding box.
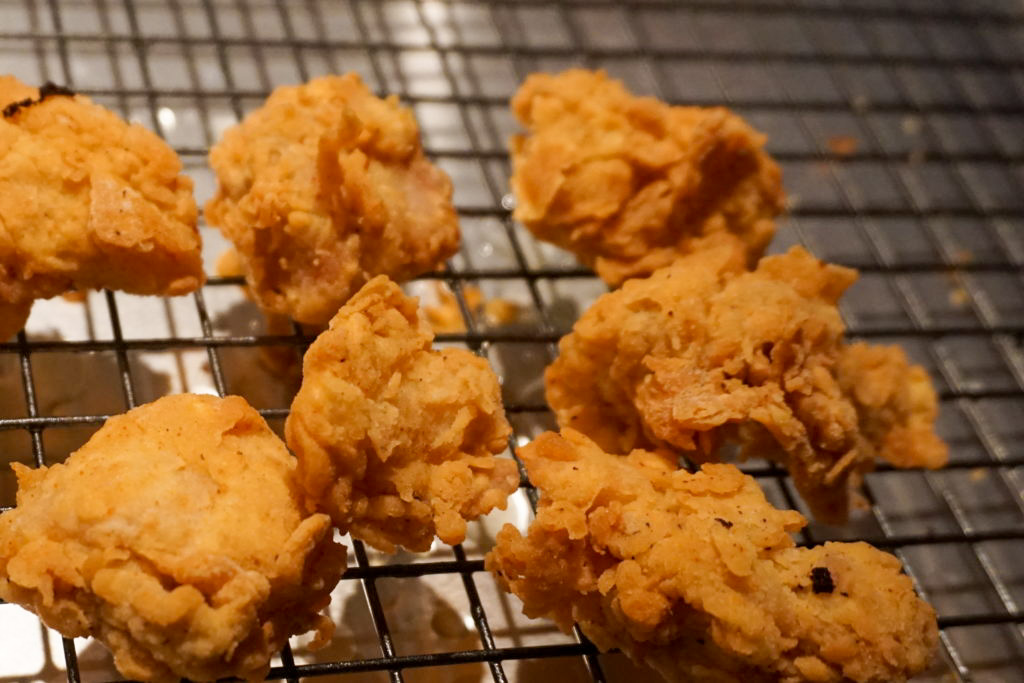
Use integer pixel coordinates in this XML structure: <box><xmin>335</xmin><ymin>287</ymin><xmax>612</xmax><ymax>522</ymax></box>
<box><xmin>2</xmin><ymin>0</ymin><xmax>1024</xmax><ymax>681</ymax></box>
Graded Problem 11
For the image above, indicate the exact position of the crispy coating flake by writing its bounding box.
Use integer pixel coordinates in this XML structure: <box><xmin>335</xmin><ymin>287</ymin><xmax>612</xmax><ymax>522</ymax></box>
<box><xmin>0</xmin><ymin>76</ymin><xmax>203</xmax><ymax>304</ymax></box>
<box><xmin>285</xmin><ymin>275</ymin><xmax>518</xmax><ymax>553</ymax></box>
<box><xmin>510</xmin><ymin>69</ymin><xmax>784</xmax><ymax>285</ymax></box>
<box><xmin>546</xmin><ymin>245</ymin><xmax>948</xmax><ymax>523</ymax></box>
<box><xmin>486</xmin><ymin>430</ymin><xmax>938</xmax><ymax>682</ymax></box>
<box><xmin>1</xmin><ymin>299</ymin><xmax>30</xmax><ymax>339</ymax></box>
<box><xmin>0</xmin><ymin>394</ymin><xmax>347</xmax><ymax>683</ymax></box>
<box><xmin>205</xmin><ymin>74</ymin><xmax>460</xmax><ymax>326</ymax></box>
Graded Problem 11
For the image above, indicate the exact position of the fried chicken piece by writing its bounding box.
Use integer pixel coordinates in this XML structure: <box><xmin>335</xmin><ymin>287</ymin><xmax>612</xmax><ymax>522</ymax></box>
<box><xmin>205</xmin><ymin>74</ymin><xmax>460</xmax><ymax>326</ymax></box>
<box><xmin>486</xmin><ymin>430</ymin><xmax>938</xmax><ymax>682</ymax></box>
<box><xmin>0</xmin><ymin>394</ymin><xmax>347</xmax><ymax>683</ymax></box>
<box><xmin>510</xmin><ymin>69</ymin><xmax>784</xmax><ymax>285</ymax></box>
<box><xmin>285</xmin><ymin>275</ymin><xmax>518</xmax><ymax>552</ymax></box>
<box><xmin>546</xmin><ymin>245</ymin><xmax>947</xmax><ymax>523</ymax></box>
<box><xmin>0</xmin><ymin>77</ymin><xmax>203</xmax><ymax>306</ymax></box>
<box><xmin>1</xmin><ymin>300</ymin><xmax>30</xmax><ymax>340</ymax></box>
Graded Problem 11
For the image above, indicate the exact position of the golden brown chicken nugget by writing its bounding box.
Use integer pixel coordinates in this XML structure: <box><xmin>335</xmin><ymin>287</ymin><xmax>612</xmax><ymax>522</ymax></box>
<box><xmin>546</xmin><ymin>245</ymin><xmax>947</xmax><ymax>523</ymax></box>
<box><xmin>510</xmin><ymin>69</ymin><xmax>784</xmax><ymax>285</ymax></box>
<box><xmin>206</xmin><ymin>74</ymin><xmax>460</xmax><ymax>326</ymax></box>
<box><xmin>0</xmin><ymin>77</ymin><xmax>203</xmax><ymax>305</ymax></box>
<box><xmin>0</xmin><ymin>394</ymin><xmax>346</xmax><ymax>683</ymax></box>
<box><xmin>286</xmin><ymin>275</ymin><xmax>518</xmax><ymax>553</ymax></box>
<box><xmin>486</xmin><ymin>430</ymin><xmax>938</xmax><ymax>682</ymax></box>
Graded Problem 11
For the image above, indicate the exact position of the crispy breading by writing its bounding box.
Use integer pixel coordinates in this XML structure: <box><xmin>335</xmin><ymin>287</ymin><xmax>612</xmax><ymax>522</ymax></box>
<box><xmin>0</xmin><ymin>76</ymin><xmax>203</xmax><ymax>305</ymax></box>
<box><xmin>837</xmin><ymin>342</ymin><xmax>948</xmax><ymax>470</ymax></box>
<box><xmin>205</xmin><ymin>74</ymin><xmax>460</xmax><ymax>326</ymax></box>
<box><xmin>285</xmin><ymin>275</ymin><xmax>518</xmax><ymax>553</ymax></box>
<box><xmin>1</xmin><ymin>300</ymin><xmax>30</xmax><ymax>340</ymax></box>
<box><xmin>510</xmin><ymin>69</ymin><xmax>784</xmax><ymax>285</ymax></box>
<box><xmin>545</xmin><ymin>245</ymin><xmax>947</xmax><ymax>523</ymax></box>
<box><xmin>486</xmin><ymin>430</ymin><xmax>938</xmax><ymax>683</ymax></box>
<box><xmin>0</xmin><ymin>394</ymin><xmax>347</xmax><ymax>683</ymax></box>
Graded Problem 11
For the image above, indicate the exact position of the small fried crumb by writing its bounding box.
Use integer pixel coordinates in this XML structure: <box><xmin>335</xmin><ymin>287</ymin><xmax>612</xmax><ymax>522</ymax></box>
<box><xmin>826</xmin><ymin>135</ymin><xmax>859</xmax><ymax>157</ymax></box>
<box><xmin>424</xmin><ymin>282</ymin><xmax>521</xmax><ymax>333</ymax></box>
<box><xmin>949</xmin><ymin>285</ymin><xmax>969</xmax><ymax>308</ymax></box>
<box><xmin>215</xmin><ymin>247</ymin><xmax>245</xmax><ymax>281</ymax></box>
<box><xmin>952</xmin><ymin>248</ymin><xmax>974</xmax><ymax>265</ymax></box>
<box><xmin>484</xmin><ymin>298</ymin><xmax>521</xmax><ymax>327</ymax></box>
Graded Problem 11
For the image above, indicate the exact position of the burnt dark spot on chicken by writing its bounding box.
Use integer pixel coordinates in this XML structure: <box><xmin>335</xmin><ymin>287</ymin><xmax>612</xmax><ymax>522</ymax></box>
<box><xmin>3</xmin><ymin>81</ymin><xmax>76</xmax><ymax>118</ymax></box>
<box><xmin>810</xmin><ymin>566</ymin><xmax>835</xmax><ymax>594</ymax></box>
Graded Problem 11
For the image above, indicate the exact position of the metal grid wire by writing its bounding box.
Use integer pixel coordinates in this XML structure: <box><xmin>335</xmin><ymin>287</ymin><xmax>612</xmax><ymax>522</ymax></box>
<box><xmin>1</xmin><ymin>0</ymin><xmax>1024</xmax><ymax>681</ymax></box>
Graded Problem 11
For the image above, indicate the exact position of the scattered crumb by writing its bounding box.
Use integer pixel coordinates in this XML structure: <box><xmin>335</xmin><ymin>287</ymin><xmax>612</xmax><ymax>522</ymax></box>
<box><xmin>952</xmin><ymin>248</ymin><xmax>974</xmax><ymax>265</ymax></box>
<box><xmin>424</xmin><ymin>283</ymin><xmax>520</xmax><ymax>333</ymax></box>
<box><xmin>969</xmin><ymin>468</ymin><xmax>988</xmax><ymax>483</ymax></box>
<box><xmin>484</xmin><ymin>298</ymin><xmax>520</xmax><ymax>327</ymax></box>
<box><xmin>902</xmin><ymin>116</ymin><xmax>922</xmax><ymax>136</ymax></box>
<box><xmin>61</xmin><ymin>290</ymin><xmax>88</xmax><ymax>303</ymax></box>
<box><xmin>827</xmin><ymin>135</ymin><xmax>858</xmax><ymax>158</ymax></box>
<box><xmin>949</xmin><ymin>286</ymin><xmax>969</xmax><ymax>308</ymax></box>
<box><xmin>851</xmin><ymin>94</ymin><xmax>870</xmax><ymax>112</ymax></box>
<box><xmin>216</xmin><ymin>247</ymin><xmax>244</xmax><ymax>279</ymax></box>
<box><xmin>425</xmin><ymin>283</ymin><xmax>477</xmax><ymax>333</ymax></box>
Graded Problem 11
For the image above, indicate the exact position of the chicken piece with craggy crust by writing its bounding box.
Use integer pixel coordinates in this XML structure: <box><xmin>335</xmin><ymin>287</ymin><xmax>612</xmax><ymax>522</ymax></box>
<box><xmin>546</xmin><ymin>245</ymin><xmax>947</xmax><ymax>524</ymax></box>
<box><xmin>0</xmin><ymin>394</ymin><xmax>347</xmax><ymax>683</ymax></box>
<box><xmin>0</xmin><ymin>300</ymin><xmax>30</xmax><ymax>340</ymax></box>
<box><xmin>486</xmin><ymin>430</ymin><xmax>938</xmax><ymax>683</ymax></box>
<box><xmin>0</xmin><ymin>76</ymin><xmax>203</xmax><ymax>305</ymax></box>
<box><xmin>285</xmin><ymin>275</ymin><xmax>518</xmax><ymax>553</ymax></box>
<box><xmin>205</xmin><ymin>74</ymin><xmax>460</xmax><ymax>326</ymax></box>
<box><xmin>510</xmin><ymin>69</ymin><xmax>784</xmax><ymax>285</ymax></box>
